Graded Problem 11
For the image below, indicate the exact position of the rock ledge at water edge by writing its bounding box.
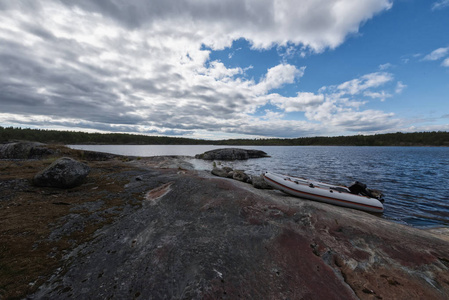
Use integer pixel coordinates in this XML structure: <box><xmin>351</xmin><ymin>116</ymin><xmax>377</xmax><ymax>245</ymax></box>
<box><xmin>195</xmin><ymin>148</ymin><xmax>269</xmax><ymax>160</ymax></box>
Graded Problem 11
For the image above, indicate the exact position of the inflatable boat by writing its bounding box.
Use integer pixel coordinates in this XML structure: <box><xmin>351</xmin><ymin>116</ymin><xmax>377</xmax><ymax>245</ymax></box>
<box><xmin>263</xmin><ymin>172</ymin><xmax>384</xmax><ymax>213</ymax></box>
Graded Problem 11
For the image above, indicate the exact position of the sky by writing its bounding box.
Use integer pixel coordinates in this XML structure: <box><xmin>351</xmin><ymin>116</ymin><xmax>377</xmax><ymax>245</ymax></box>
<box><xmin>1</xmin><ymin>0</ymin><xmax>448</xmax><ymax>140</ymax></box>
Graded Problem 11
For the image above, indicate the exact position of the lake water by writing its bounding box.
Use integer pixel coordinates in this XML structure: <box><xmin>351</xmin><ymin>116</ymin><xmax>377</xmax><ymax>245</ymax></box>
<box><xmin>69</xmin><ymin>145</ymin><xmax>449</xmax><ymax>228</ymax></box>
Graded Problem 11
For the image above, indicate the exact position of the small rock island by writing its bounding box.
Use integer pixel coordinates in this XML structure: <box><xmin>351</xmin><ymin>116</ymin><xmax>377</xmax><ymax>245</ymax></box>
<box><xmin>195</xmin><ymin>148</ymin><xmax>269</xmax><ymax>160</ymax></box>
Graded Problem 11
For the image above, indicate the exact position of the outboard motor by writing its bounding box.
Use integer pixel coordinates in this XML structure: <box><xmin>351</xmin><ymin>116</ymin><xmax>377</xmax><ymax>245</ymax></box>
<box><xmin>348</xmin><ymin>181</ymin><xmax>367</xmax><ymax>195</ymax></box>
<box><xmin>349</xmin><ymin>181</ymin><xmax>385</xmax><ymax>202</ymax></box>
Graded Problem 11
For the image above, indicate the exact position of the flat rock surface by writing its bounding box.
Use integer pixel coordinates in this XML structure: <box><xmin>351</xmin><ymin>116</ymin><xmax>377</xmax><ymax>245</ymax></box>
<box><xmin>31</xmin><ymin>160</ymin><xmax>449</xmax><ymax>299</ymax></box>
<box><xmin>1</xmin><ymin>151</ymin><xmax>448</xmax><ymax>299</ymax></box>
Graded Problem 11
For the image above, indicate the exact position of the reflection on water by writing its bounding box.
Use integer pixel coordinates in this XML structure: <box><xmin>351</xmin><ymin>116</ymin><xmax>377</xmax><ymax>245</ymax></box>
<box><xmin>69</xmin><ymin>145</ymin><xmax>449</xmax><ymax>228</ymax></box>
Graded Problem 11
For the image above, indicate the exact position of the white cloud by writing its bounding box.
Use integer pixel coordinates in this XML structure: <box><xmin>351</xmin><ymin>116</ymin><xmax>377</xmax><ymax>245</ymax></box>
<box><xmin>269</xmin><ymin>92</ymin><xmax>324</xmax><ymax>112</ymax></box>
<box><xmin>337</xmin><ymin>72</ymin><xmax>394</xmax><ymax>95</ymax></box>
<box><xmin>261</xmin><ymin>110</ymin><xmax>285</xmax><ymax>121</ymax></box>
<box><xmin>423</xmin><ymin>47</ymin><xmax>449</xmax><ymax>61</ymax></box>
<box><xmin>328</xmin><ymin>109</ymin><xmax>396</xmax><ymax>131</ymax></box>
<box><xmin>256</xmin><ymin>64</ymin><xmax>305</xmax><ymax>94</ymax></box>
<box><xmin>442</xmin><ymin>57</ymin><xmax>449</xmax><ymax>67</ymax></box>
<box><xmin>432</xmin><ymin>0</ymin><xmax>449</xmax><ymax>10</ymax></box>
<box><xmin>379</xmin><ymin>63</ymin><xmax>393</xmax><ymax>70</ymax></box>
<box><xmin>364</xmin><ymin>91</ymin><xmax>392</xmax><ymax>102</ymax></box>
<box><xmin>303</xmin><ymin>94</ymin><xmax>397</xmax><ymax>131</ymax></box>
<box><xmin>204</xmin><ymin>61</ymin><xmax>243</xmax><ymax>80</ymax></box>
<box><xmin>395</xmin><ymin>81</ymin><xmax>407</xmax><ymax>93</ymax></box>
<box><xmin>298</xmin><ymin>70</ymin><xmax>403</xmax><ymax>132</ymax></box>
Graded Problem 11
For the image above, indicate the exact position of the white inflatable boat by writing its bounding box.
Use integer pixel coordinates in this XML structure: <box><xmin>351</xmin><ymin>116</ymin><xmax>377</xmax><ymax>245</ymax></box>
<box><xmin>263</xmin><ymin>172</ymin><xmax>384</xmax><ymax>213</ymax></box>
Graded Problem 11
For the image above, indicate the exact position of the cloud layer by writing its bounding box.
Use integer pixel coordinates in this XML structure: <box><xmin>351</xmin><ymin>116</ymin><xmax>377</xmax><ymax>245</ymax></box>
<box><xmin>0</xmin><ymin>0</ymin><xmax>399</xmax><ymax>138</ymax></box>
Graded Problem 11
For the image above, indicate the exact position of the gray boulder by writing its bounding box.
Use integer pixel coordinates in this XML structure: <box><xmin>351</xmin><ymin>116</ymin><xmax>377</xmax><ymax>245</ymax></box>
<box><xmin>252</xmin><ymin>174</ymin><xmax>273</xmax><ymax>189</ymax></box>
<box><xmin>233</xmin><ymin>170</ymin><xmax>250</xmax><ymax>183</ymax></box>
<box><xmin>33</xmin><ymin>157</ymin><xmax>90</xmax><ymax>188</ymax></box>
<box><xmin>0</xmin><ymin>142</ymin><xmax>55</xmax><ymax>159</ymax></box>
<box><xmin>211</xmin><ymin>166</ymin><xmax>233</xmax><ymax>178</ymax></box>
<box><xmin>195</xmin><ymin>148</ymin><xmax>269</xmax><ymax>160</ymax></box>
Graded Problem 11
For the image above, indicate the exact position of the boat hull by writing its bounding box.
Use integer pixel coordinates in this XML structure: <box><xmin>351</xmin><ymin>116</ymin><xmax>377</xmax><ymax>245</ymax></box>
<box><xmin>263</xmin><ymin>172</ymin><xmax>384</xmax><ymax>213</ymax></box>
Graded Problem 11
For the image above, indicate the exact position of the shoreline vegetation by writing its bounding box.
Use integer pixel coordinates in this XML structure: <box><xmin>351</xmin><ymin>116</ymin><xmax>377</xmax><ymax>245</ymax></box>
<box><xmin>1</xmin><ymin>126</ymin><xmax>448</xmax><ymax>146</ymax></box>
<box><xmin>1</xmin><ymin>143</ymin><xmax>449</xmax><ymax>298</ymax></box>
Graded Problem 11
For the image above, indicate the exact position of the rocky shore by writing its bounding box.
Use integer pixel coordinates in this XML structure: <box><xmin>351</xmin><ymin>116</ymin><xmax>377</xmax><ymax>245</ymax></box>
<box><xmin>1</xmin><ymin>143</ymin><xmax>449</xmax><ymax>299</ymax></box>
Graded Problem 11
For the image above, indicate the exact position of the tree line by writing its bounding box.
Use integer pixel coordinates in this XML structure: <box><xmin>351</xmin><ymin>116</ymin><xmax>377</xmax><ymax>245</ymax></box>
<box><xmin>0</xmin><ymin>127</ymin><xmax>207</xmax><ymax>145</ymax></box>
<box><xmin>1</xmin><ymin>126</ymin><xmax>448</xmax><ymax>146</ymax></box>
<box><xmin>216</xmin><ymin>131</ymin><xmax>449</xmax><ymax>146</ymax></box>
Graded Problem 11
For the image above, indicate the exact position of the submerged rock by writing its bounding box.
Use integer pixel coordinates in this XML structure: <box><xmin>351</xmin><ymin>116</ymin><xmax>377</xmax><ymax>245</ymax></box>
<box><xmin>33</xmin><ymin>157</ymin><xmax>90</xmax><ymax>188</ymax></box>
<box><xmin>195</xmin><ymin>148</ymin><xmax>269</xmax><ymax>160</ymax></box>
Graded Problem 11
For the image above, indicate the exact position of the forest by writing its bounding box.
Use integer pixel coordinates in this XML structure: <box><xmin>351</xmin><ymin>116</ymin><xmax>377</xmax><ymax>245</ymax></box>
<box><xmin>1</xmin><ymin>126</ymin><xmax>448</xmax><ymax>146</ymax></box>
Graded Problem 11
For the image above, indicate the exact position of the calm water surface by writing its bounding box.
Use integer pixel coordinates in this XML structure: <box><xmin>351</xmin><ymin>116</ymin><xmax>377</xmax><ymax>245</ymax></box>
<box><xmin>69</xmin><ymin>145</ymin><xmax>449</xmax><ymax>228</ymax></box>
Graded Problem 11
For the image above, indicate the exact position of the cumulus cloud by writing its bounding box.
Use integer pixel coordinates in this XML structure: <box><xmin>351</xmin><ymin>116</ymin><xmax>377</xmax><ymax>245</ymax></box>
<box><xmin>297</xmin><ymin>70</ymin><xmax>402</xmax><ymax>132</ymax></box>
<box><xmin>303</xmin><ymin>93</ymin><xmax>398</xmax><ymax>132</ymax></box>
<box><xmin>269</xmin><ymin>92</ymin><xmax>324</xmax><ymax>113</ymax></box>
<box><xmin>0</xmin><ymin>0</ymin><xmax>397</xmax><ymax>138</ymax></box>
<box><xmin>255</xmin><ymin>65</ymin><xmax>305</xmax><ymax>94</ymax></box>
<box><xmin>54</xmin><ymin>0</ymin><xmax>393</xmax><ymax>52</ymax></box>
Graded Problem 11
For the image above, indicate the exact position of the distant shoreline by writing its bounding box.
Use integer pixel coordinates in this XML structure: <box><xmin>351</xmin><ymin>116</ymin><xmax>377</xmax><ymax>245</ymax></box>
<box><xmin>68</xmin><ymin>143</ymin><xmax>448</xmax><ymax>147</ymax></box>
<box><xmin>1</xmin><ymin>126</ymin><xmax>448</xmax><ymax>147</ymax></box>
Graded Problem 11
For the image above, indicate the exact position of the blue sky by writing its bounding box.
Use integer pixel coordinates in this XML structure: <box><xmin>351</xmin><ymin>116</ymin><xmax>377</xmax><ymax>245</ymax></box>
<box><xmin>0</xmin><ymin>0</ymin><xmax>448</xmax><ymax>139</ymax></box>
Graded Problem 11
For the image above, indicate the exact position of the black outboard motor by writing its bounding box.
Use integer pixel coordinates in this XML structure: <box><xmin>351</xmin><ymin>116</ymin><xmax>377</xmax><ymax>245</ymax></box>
<box><xmin>348</xmin><ymin>181</ymin><xmax>384</xmax><ymax>202</ymax></box>
<box><xmin>348</xmin><ymin>181</ymin><xmax>367</xmax><ymax>195</ymax></box>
